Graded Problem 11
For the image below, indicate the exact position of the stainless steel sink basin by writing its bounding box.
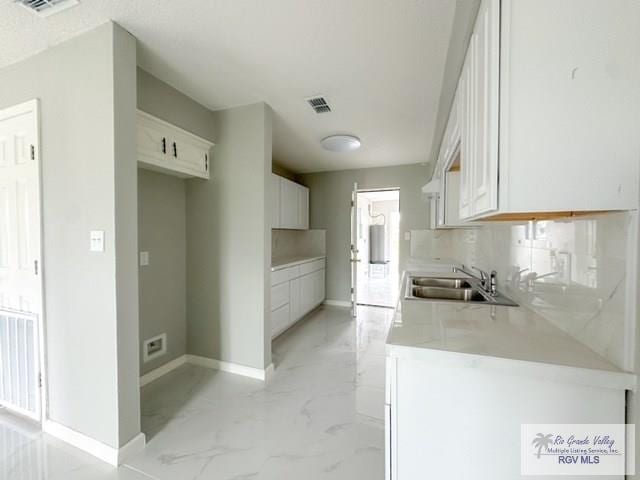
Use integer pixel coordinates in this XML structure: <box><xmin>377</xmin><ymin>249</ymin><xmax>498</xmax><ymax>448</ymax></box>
<box><xmin>411</xmin><ymin>286</ymin><xmax>487</xmax><ymax>302</ymax></box>
<box><xmin>404</xmin><ymin>274</ymin><xmax>519</xmax><ymax>307</ymax></box>
<box><xmin>412</xmin><ymin>277</ymin><xmax>473</xmax><ymax>289</ymax></box>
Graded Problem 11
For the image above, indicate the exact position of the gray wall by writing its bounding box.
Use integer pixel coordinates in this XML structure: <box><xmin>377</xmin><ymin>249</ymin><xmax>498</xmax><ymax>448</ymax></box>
<box><xmin>137</xmin><ymin>68</ymin><xmax>215</xmax><ymax>140</ymax></box>
<box><xmin>137</xmin><ymin>170</ymin><xmax>187</xmax><ymax>375</ymax></box>
<box><xmin>138</xmin><ymin>70</ymin><xmax>272</xmax><ymax>371</ymax></box>
<box><xmin>0</xmin><ymin>22</ymin><xmax>140</xmax><ymax>448</ymax></box>
<box><xmin>299</xmin><ymin>164</ymin><xmax>430</xmax><ymax>302</ymax></box>
<box><xmin>136</xmin><ymin>68</ymin><xmax>216</xmax><ymax>375</ymax></box>
<box><xmin>187</xmin><ymin>103</ymin><xmax>273</xmax><ymax>369</ymax></box>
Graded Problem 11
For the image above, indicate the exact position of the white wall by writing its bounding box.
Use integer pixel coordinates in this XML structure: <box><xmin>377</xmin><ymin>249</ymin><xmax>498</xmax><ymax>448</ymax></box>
<box><xmin>0</xmin><ymin>22</ymin><xmax>140</xmax><ymax>448</ymax></box>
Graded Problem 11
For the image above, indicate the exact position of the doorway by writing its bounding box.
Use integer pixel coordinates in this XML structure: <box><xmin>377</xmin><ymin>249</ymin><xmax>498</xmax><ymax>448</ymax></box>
<box><xmin>353</xmin><ymin>189</ymin><xmax>400</xmax><ymax>308</ymax></box>
<box><xmin>0</xmin><ymin>100</ymin><xmax>44</xmax><ymax>422</ymax></box>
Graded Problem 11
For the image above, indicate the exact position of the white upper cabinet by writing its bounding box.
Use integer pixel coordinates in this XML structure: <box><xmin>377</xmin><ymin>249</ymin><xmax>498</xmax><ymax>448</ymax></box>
<box><xmin>279</xmin><ymin>177</ymin><xmax>299</xmax><ymax>229</ymax></box>
<box><xmin>271</xmin><ymin>174</ymin><xmax>281</xmax><ymax>229</ymax></box>
<box><xmin>454</xmin><ymin>0</ymin><xmax>640</xmax><ymax>221</ymax></box>
<box><xmin>458</xmin><ymin>0</ymin><xmax>500</xmax><ymax>220</ymax></box>
<box><xmin>136</xmin><ymin>110</ymin><xmax>213</xmax><ymax>180</ymax></box>
<box><xmin>297</xmin><ymin>184</ymin><xmax>309</xmax><ymax>230</ymax></box>
<box><xmin>272</xmin><ymin>174</ymin><xmax>310</xmax><ymax>230</ymax></box>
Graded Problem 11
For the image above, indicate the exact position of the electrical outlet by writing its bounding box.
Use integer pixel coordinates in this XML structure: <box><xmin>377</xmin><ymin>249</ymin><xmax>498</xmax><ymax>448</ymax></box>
<box><xmin>140</xmin><ymin>251</ymin><xmax>150</xmax><ymax>266</ymax></box>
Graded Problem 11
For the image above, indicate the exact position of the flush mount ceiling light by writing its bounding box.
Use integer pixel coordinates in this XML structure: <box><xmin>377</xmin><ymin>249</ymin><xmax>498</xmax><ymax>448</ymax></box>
<box><xmin>320</xmin><ymin>134</ymin><xmax>361</xmax><ymax>153</ymax></box>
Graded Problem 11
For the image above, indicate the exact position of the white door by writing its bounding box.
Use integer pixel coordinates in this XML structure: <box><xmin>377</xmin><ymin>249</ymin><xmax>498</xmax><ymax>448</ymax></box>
<box><xmin>0</xmin><ymin>100</ymin><xmax>43</xmax><ymax>421</ymax></box>
<box><xmin>350</xmin><ymin>183</ymin><xmax>359</xmax><ymax>317</ymax></box>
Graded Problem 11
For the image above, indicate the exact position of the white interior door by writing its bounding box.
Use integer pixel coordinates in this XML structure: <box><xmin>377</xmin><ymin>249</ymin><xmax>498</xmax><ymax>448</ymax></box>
<box><xmin>0</xmin><ymin>100</ymin><xmax>43</xmax><ymax>421</ymax></box>
<box><xmin>350</xmin><ymin>182</ymin><xmax>359</xmax><ymax>317</ymax></box>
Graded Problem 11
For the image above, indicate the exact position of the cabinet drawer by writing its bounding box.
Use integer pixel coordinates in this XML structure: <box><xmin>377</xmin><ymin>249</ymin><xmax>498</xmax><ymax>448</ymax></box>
<box><xmin>287</xmin><ymin>265</ymin><xmax>301</xmax><ymax>280</ymax></box>
<box><xmin>271</xmin><ymin>282</ymin><xmax>289</xmax><ymax>311</ymax></box>
<box><xmin>271</xmin><ymin>268</ymin><xmax>290</xmax><ymax>286</ymax></box>
<box><xmin>271</xmin><ymin>303</ymin><xmax>290</xmax><ymax>337</ymax></box>
<box><xmin>299</xmin><ymin>259</ymin><xmax>325</xmax><ymax>276</ymax></box>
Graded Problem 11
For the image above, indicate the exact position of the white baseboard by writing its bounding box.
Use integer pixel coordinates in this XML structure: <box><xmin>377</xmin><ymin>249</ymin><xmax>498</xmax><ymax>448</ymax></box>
<box><xmin>139</xmin><ymin>354</ymin><xmax>187</xmax><ymax>387</ymax></box>
<box><xmin>186</xmin><ymin>354</ymin><xmax>273</xmax><ymax>381</ymax></box>
<box><xmin>323</xmin><ymin>299</ymin><xmax>351</xmax><ymax>308</ymax></box>
<box><xmin>43</xmin><ymin>420</ymin><xmax>145</xmax><ymax>466</ymax></box>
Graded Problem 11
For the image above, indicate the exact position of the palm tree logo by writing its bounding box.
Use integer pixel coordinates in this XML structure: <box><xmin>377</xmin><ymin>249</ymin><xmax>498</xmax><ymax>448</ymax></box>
<box><xmin>532</xmin><ymin>433</ymin><xmax>554</xmax><ymax>459</ymax></box>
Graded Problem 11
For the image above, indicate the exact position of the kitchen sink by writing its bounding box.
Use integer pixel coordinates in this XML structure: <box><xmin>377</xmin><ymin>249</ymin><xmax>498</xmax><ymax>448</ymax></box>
<box><xmin>411</xmin><ymin>286</ymin><xmax>487</xmax><ymax>302</ymax></box>
<box><xmin>404</xmin><ymin>274</ymin><xmax>519</xmax><ymax>307</ymax></box>
<box><xmin>412</xmin><ymin>277</ymin><xmax>473</xmax><ymax>289</ymax></box>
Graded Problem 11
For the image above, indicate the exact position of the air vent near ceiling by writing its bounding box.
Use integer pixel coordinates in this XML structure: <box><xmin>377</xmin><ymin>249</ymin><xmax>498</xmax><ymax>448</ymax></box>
<box><xmin>306</xmin><ymin>96</ymin><xmax>332</xmax><ymax>114</ymax></box>
<box><xmin>14</xmin><ymin>0</ymin><xmax>79</xmax><ymax>17</ymax></box>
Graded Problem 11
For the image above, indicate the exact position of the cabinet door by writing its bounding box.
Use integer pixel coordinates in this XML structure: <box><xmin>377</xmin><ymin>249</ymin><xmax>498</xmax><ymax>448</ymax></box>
<box><xmin>299</xmin><ymin>273</ymin><xmax>314</xmax><ymax>316</ymax></box>
<box><xmin>279</xmin><ymin>178</ymin><xmax>299</xmax><ymax>229</ymax></box>
<box><xmin>271</xmin><ymin>174</ymin><xmax>281</xmax><ymax>228</ymax></box>
<box><xmin>137</xmin><ymin>117</ymin><xmax>169</xmax><ymax>168</ymax></box>
<box><xmin>171</xmin><ymin>131</ymin><xmax>210</xmax><ymax>179</ymax></box>
<box><xmin>469</xmin><ymin>0</ymin><xmax>499</xmax><ymax>216</ymax></box>
<box><xmin>458</xmin><ymin>49</ymin><xmax>473</xmax><ymax>220</ymax></box>
<box><xmin>297</xmin><ymin>185</ymin><xmax>309</xmax><ymax>230</ymax></box>
<box><xmin>271</xmin><ymin>303</ymin><xmax>290</xmax><ymax>338</ymax></box>
<box><xmin>315</xmin><ymin>269</ymin><xmax>325</xmax><ymax>305</ymax></box>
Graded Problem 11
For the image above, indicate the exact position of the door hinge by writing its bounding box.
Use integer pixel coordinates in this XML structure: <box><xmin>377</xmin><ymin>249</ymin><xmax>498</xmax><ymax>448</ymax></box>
<box><xmin>351</xmin><ymin>287</ymin><xmax>354</xmax><ymax>294</ymax></box>
<box><xmin>30</xmin><ymin>145</ymin><xmax>35</xmax><ymax>160</ymax></box>
<box><xmin>205</xmin><ymin>154</ymin><xmax>208</xmax><ymax>171</ymax></box>
<box><xmin>38</xmin><ymin>372</ymin><xmax>42</xmax><ymax>388</ymax></box>
<box><xmin>351</xmin><ymin>200</ymin><xmax>354</xmax><ymax>207</ymax></box>
<box><xmin>34</xmin><ymin>260</ymin><xmax>38</xmax><ymax>275</ymax></box>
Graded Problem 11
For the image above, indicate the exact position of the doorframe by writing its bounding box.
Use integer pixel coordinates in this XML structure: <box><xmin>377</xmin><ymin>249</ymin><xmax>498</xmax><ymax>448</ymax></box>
<box><xmin>0</xmin><ymin>99</ymin><xmax>47</xmax><ymax>423</ymax></box>
<box><xmin>352</xmin><ymin>187</ymin><xmax>401</xmax><ymax>309</ymax></box>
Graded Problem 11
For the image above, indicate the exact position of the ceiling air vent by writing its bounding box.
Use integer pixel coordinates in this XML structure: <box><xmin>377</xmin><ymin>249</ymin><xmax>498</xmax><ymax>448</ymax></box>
<box><xmin>15</xmin><ymin>0</ymin><xmax>79</xmax><ymax>17</ymax></box>
<box><xmin>306</xmin><ymin>96</ymin><xmax>332</xmax><ymax>114</ymax></box>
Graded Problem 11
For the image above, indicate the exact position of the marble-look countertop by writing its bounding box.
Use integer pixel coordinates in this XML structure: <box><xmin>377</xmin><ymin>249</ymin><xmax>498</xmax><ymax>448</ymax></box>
<box><xmin>271</xmin><ymin>255</ymin><xmax>325</xmax><ymax>271</ymax></box>
<box><xmin>387</xmin><ymin>271</ymin><xmax>636</xmax><ymax>391</ymax></box>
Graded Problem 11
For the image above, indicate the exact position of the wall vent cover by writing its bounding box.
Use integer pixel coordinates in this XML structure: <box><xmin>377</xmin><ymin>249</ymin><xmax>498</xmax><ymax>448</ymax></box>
<box><xmin>14</xmin><ymin>0</ymin><xmax>79</xmax><ymax>17</ymax></box>
<box><xmin>306</xmin><ymin>96</ymin><xmax>332</xmax><ymax>114</ymax></box>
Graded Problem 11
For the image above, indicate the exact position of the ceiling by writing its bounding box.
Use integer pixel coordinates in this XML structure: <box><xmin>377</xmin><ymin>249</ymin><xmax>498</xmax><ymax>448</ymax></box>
<box><xmin>0</xmin><ymin>0</ymin><xmax>456</xmax><ymax>174</ymax></box>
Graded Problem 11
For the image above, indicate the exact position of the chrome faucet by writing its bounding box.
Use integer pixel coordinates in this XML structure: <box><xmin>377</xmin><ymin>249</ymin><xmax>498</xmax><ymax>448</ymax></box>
<box><xmin>454</xmin><ymin>265</ymin><xmax>498</xmax><ymax>296</ymax></box>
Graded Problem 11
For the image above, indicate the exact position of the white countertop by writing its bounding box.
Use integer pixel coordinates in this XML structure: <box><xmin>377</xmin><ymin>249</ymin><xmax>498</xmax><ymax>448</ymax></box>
<box><xmin>387</xmin><ymin>271</ymin><xmax>636</xmax><ymax>391</ymax></box>
<box><xmin>271</xmin><ymin>255</ymin><xmax>325</xmax><ymax>271</ymax></box>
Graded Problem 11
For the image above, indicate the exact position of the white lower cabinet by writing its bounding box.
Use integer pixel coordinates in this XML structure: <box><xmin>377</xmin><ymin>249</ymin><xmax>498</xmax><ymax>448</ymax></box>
<box><xmin>270</xmin><ymin>258</ymin><xmax>325</xmax><ymax>338</ymax></box>
<box><xmin>386</xmin><ymin>355</ymin><xmax>626</xmax><ymax>479</ymax></box>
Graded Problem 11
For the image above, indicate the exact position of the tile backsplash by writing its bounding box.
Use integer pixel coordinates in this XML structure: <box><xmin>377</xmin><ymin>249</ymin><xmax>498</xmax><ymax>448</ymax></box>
<box><xmin>419</xmin><ymin>212</ymin><xmax>637</xmax><ymax>370</ymax></box>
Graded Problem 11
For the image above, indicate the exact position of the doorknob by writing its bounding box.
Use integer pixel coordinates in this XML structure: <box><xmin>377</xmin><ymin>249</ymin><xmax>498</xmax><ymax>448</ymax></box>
<box><xmin>351</xmin><ymin>258</ymin><xmax>361</xmax><ymax>263</ymax></box>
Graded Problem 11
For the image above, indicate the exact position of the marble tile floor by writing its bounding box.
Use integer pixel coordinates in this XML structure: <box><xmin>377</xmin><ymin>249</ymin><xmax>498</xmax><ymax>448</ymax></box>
<box><xmin>357</xmin><ymin>265</ymin><xmax>399</xmax><ymax>308</ymax></box>
<box><xmin>1</xmin><ymin>305</ymin><xmax>392</xmax><ymax>480</ymax></box>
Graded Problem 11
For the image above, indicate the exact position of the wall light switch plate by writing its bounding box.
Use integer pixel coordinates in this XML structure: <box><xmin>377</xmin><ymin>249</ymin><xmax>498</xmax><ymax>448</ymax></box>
<box><xmin>404</xmin><ymin>231</ymin><xmax>411</xmax><ymax>241</ymax></box>
<box><xmin>140</xmin><ymin>251</ymin><xmax>150</xmax><ymax>266</ymax></box>
<box><xmin>90</xmin><ymin>230</ymin><xmax>105</xmax><ymax>252</ymax></box>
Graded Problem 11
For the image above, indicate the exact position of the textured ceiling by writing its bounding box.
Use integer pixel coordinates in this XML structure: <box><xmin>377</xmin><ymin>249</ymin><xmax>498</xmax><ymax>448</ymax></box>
<box><xmin>0</xmin><ymin>0</ymin><xmax>456</xmax><ymax>173</ymax></box>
